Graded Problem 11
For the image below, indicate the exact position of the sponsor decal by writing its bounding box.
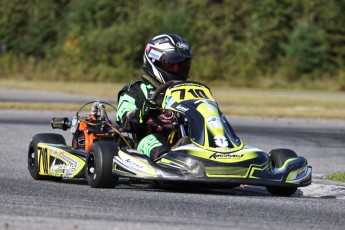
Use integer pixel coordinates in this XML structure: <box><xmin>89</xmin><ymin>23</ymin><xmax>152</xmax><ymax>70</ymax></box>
<box><xmin>125</xmin><ymin>158</ymin><xmax>143</xmax><ymax>169</ymax></box>
<box><xmin>115</xmin><ymin>151</ymin><xmax>156</xmax><ymax>175</ymax></box>
<box><xmin>50</xmin><ymin>158</ymin><xmax>76</xmax><ymax>175</ymax></box>
<box><xmin>176</xmin><ymin>104</ymin><xmax>189</xmax><ymax>112</ymax></box>
<box><xmin>117</xmin><ymin>151</ymin><xmax>146</xmax><ymax>171</ymax></box>
<box><xmin>208</xmin><ymin>116</ymin><xmax>223</xmax><ymax>129</ymax></box>
<box><xmin>214</xmin><ymin>135</ymin><xmax>228</xmax><ymax>148</ymax></box>
<box><xmin>48</xmin><ymin>148</ymin><xmax>80</xmax><ymax>176</ymax></box>
<box><xmin>176</xmin><ymin>42</ymin><xmax>189</xmax><ymax>50</ymax></box>
<box><xmin>148</xmin><ymin>49</ymin><xmax>163</xmax><ymax>61</ymax></box>
<box><xmin>50</xmin><ymin>149</ymin><xmax>64</xmax><ymax>156</ymax></box>
<box><xmin>210</xmin><ymin>152</ymin><xmax>244</xmax><ymax>160</ymax></box>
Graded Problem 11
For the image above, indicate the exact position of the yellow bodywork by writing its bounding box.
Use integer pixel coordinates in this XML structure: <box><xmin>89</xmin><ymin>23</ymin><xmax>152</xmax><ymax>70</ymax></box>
<box><xmin>38</xmin><ymin>143</ymin><xmax>85</xmax><ymax>178</ymax></box>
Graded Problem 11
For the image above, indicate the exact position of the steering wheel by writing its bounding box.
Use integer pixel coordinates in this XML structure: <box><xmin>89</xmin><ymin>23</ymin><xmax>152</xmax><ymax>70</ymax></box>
<box><xmin>76</xmin><ymin>101</ymin><xmax>117</xmax><ymax>124</ymax></box>
<box><xmin>76</xmin><ymin>101</ymin><xmax>116</xmax><ymax>116</ymax></box>
<box><xmin>149</xmin><ymin>80</ymin><xmax>182</xmax><ymax>102</ymax></box>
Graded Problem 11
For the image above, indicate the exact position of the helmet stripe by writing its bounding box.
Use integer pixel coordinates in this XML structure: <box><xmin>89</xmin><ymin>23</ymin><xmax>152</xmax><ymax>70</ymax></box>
<box><xmin>153</xmin><ymin>34</ymin><xmax>175</xmax><ymax>45</ymax></box>
<box><xmin>145</xmin><ymin>52</ymin><xmax>164</xmax><ymax>83</ymax></box>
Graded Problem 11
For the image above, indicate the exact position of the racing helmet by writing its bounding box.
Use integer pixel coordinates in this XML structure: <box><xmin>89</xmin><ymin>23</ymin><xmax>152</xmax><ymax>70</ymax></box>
<box><xmin>142</xmin><ymin>34</ymin><xmax>192</xmax><ymax>86</ymax></box>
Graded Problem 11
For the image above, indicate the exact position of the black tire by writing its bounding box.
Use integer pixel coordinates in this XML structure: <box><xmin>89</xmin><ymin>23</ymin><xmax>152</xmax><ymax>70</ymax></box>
<box><xmin>266</xmin><ymin>148</ymin><xmax>298</xmax><ymax>196</ymax></box>
<box><xmin>85</xmin><ymin>142</ymin><xmax>119</xmax><ymax>188</ymax></box>
<box><xmin>266</xmin><ymin>186</ymin><xmax>297</xmax><ymax>197</ymax></box>
<box><xmin>28</xmin><ymin>133</ymin><xmax>66</xmax><ymax>180</ymax></box>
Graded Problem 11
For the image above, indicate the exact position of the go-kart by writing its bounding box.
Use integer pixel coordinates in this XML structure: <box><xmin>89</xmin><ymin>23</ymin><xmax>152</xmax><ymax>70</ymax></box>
<box><xmin>28</xmin><ymin>81</ymin><xmax>312</xmax><ymax>196</ymax></box>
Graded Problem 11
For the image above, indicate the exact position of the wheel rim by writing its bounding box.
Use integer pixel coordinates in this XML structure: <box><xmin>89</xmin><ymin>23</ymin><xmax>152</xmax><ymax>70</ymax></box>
<box><xmin>87</xmin><ymin>152</ymin><xmax>96</xmax><ymax>178</ymax></box>
<box><xmin>28</xmin><ymin>147</ymin><xmax>35</xmax><ymax>169</ymax></box>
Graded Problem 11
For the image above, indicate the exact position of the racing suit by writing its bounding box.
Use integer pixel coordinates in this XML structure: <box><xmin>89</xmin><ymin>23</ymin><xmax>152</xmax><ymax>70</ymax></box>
<box><xmin>116</xmin><ymin>79</ymin><xmax>171</xmax><ymax>160</ymax></box>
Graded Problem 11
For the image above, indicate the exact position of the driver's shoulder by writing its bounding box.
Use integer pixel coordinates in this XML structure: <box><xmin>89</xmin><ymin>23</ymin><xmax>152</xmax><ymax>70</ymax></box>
<box><xmin>118</xmin><ymin>80</ymin><xmax>154</xmax><ymax>101</ymax></box>
<box><xmin>121</xmin><ymin>80</ymin><xmax>153</xmax><ymax>92</ymax></box>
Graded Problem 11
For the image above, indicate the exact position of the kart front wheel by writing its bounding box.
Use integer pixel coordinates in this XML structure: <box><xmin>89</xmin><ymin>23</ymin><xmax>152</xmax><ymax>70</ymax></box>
<box><xmin>266</xmin><ymin>186</ymin><xmax>297</xmax><ymax>197</ymax></box>
<box><xmin>28</xmin><ymin>133</ymin><xmax>66</xmax><ymax>180</ymax></box>
<box><xmin>85</xmin><ymin>142</ymin><xmax>119</xmax><ymax>188</ymax></box>
<box><xmin>266</xmin><ymin>148</ymin><xmax>298</xmax><ymax>196</ymax></box>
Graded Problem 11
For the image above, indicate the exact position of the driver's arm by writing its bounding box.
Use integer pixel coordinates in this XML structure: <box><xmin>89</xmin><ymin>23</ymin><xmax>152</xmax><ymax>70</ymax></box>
<box><xmin>116</xmin><ymin>92</ymin><xmax>143</xmax><ymax>133</ymax></box>
<box><xmin>116</xmin><ymin>81</ymin><xmax>157</xmax><ymax>133</ymax></box>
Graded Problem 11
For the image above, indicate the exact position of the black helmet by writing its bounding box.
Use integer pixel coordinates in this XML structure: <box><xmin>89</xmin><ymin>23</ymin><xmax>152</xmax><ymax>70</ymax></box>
<box><xmin>142</xmin><ymin>34</ymin><xmax>192</xmax><ymax>86</ymax></box>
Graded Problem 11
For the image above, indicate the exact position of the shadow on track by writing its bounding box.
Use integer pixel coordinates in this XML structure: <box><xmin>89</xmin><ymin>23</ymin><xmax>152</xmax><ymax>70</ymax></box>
<box><xmin>51</xmin><ymin>177</ymin><xmax>307</xmax><ymax>198</ymax></box>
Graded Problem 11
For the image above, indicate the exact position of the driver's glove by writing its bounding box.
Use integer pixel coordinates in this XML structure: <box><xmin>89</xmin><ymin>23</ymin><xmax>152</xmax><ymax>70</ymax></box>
<box><xmin>140</xmin><ymin>99</ymin><xmax>160</xmax><ymax>122</ymax></box>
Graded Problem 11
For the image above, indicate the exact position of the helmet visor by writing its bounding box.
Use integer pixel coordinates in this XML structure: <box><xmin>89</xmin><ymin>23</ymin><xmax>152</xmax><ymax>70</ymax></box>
<box><xmin>157</xmin><ymin>56</ymin><xmax>192</xmax><ymax>80</ymax></box>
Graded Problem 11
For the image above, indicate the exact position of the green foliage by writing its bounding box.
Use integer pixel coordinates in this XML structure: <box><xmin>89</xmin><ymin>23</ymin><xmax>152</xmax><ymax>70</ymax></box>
<box><xmin>1</xmin><ymin>0</ymin><xmax>345</xmax><ymax>90</ymax></box>
<box><xmin>283</xmin><ymin>21</ymin><xmax>331</xmax><ymax>76</ymax></box>
<box><xmin>326</xmin><ymin>172</ymin><xmax>345</xmax><ymax>183</ymax></box>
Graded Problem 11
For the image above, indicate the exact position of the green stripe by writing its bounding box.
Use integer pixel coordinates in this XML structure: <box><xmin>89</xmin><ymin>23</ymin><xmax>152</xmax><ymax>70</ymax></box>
<box><xmin>140</xmin><ymin>82</ymin><xmax>154</xmax><ymax>98</ymax></box>
<box><xmin>137</xmin><ymin>134</ymin><xmax>163</xmax><ymax>157</ymax></box>
<box><xmin>116</xmin><ymin>94</ymin><xmax>137</xmax><ymax>121</ymax></box>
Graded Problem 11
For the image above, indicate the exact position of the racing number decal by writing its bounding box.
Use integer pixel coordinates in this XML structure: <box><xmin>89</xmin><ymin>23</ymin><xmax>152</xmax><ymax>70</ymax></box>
<box><xmin>188</xmin><ymin>89</ymin><xmax>209</xmax><ymax>99</ymax></box>
<box><xmin>171</xmin><ymin>88</ymin><xmax>209</xmax><ymax>100</ymax></box>
<box><xmin>38</xmin><ymin>146</ymin><xmax>49</xmax><ymax>174</ymax></box>
<box><xmin>165</xmin><ymin>83</ymin><xmax>215</xmax><ymax>104</ymax></box>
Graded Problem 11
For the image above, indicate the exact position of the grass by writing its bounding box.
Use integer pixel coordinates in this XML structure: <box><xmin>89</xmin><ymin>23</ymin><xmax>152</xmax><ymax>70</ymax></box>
<box><xmin>326</xmin><ymin>172</ymin><xmax>345</xmax><ymax>183</ymax></box>
<box><xmin>0</xmin><ymin>79</ymin><xmax>123</xmax><ymax>97</ymax></box>
<box><xmin>0</xmin><ymin>102</ymin><xmax>81</xmax><ymax>111</ymax></box>
<box><xmin>1</xmin><ymin>79</ymin><xmax>345</xmax><ymax>119</ymax></box>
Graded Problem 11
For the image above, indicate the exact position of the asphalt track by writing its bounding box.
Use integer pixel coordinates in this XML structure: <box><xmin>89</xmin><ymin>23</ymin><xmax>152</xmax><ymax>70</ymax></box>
<box><xmin>1</xmin><ymin>89</ymin><xmax>345</xmax><ymax>229</ymax></box>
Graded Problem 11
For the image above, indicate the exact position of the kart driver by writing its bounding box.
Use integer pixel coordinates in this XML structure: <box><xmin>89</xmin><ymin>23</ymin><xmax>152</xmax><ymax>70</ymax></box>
<box><xmin>116</xmin><ymin>34</ymin><xmax>192</xmax><ymax>160</ymax></box>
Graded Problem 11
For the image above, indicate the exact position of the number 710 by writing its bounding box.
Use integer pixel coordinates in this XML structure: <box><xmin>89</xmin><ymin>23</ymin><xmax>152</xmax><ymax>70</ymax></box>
<box><xmin>171</xmin><ymin>88</ymin><xmax>209</xmax><ymax>100</ymax></box>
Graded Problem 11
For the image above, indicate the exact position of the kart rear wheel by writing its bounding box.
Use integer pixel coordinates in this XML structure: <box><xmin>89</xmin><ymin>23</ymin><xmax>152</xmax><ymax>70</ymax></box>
<box><xmin>85</xmin><ymin>142</ymin><xmax>119</xmax><ymax>188</ymax></box>
<box><xmin>28</xmin><ymin>133</ymin><xmax>66</xmax><ymax>180</ymax></box>
<box><xmin>266</xmin><ymin>148</ymin><xmax>298</xmax><ymax>196</ymax></box>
